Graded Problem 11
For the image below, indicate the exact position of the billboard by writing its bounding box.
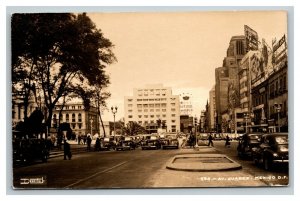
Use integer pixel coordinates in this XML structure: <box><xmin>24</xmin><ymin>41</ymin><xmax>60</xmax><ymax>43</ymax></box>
<box><xmin>244</xmin><ymin>25</ymin><xmax>259</xmax><ymax>52</ymax></box>
<box><xmin>272</xmin><ymin>34</ymin><xmax>287</xmax><ymax>69</ymax></box>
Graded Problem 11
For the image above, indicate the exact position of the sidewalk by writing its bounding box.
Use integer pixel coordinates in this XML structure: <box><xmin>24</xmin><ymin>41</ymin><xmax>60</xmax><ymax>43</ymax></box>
<box><xmin>48</xmin><ymin>143</ymin><xmax>87</xmax><ymax>159</ymax></box>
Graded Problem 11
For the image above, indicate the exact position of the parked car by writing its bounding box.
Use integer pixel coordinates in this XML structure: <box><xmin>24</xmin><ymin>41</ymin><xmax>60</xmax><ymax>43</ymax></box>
<box><xmin>116</xmin><ymin>137</ymin><xmax>136</xmax><ymax>151</ymax></box>
<box><xmin>161</xmin><ymin>135</ymin><xmax>179</xmax><ymax>149</ymax></box>
<box><xmin>101</xmin><ymin>137</ymin><xmax>117</xmax><ymax>150</ymax></box>
<box><xmin>141</xmin><ymin>135</ymin><xmax>161</xmax><ymax>150</ymax></box>
<box><xmin>237</xmin><ymin>133</ymin><xmax>263</xmax><ymax>159</ymax></box>
<box><xmin>13</xmin><ymin>138</ymin><xmax>49</xmax><ymax>165</ymax></box>
<box><xmin>252</xmin><ymin>133</ymin><xmax>288</xmax><ymax>170</ymax></box>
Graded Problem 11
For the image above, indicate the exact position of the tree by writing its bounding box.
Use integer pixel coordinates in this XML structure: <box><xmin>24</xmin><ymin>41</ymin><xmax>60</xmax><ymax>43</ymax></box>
<box><xmin>122</xmin><ymin>122</ymin><xmax>146</xmax><ymax>136</ymax></box>
<box><xmin>12</xmin><ymin>13</ymin><xmax>116</xmax><ymax>130</ymax></box>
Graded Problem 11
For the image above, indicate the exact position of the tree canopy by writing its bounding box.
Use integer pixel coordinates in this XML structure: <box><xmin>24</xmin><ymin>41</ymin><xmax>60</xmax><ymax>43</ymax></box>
<box><xmin>12</xmin><ymin>13</ymin><xmax>116</xmax><ymax>128</ymax></box>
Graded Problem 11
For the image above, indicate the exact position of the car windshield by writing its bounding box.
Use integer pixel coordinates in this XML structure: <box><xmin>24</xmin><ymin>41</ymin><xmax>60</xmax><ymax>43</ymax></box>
<box><xmin>249</xmin><ymin>135</ymin><xmax>260</xmax><ymax>140</ymax></box>
<box><xmin>275</xmin><ymin>136</ymin><xmax>288</xmax><ymax>144</ymax></box>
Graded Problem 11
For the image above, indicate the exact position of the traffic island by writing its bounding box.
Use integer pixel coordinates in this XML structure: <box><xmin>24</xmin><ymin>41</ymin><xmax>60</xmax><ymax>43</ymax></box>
<box><xmin>166</xmin><ymin>154</ymin><xmax>242</xmax><ymax>172</ymax></box>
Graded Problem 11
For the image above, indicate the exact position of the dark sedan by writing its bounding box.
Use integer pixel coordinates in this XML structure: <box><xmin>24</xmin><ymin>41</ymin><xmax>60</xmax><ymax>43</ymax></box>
<box><xmin>252</xmin><ymin>133</ymin><xmax>288</xmax><ymax>170</ymax></box>
<box><xmin>141</xmin><ymin>135</ymin><xmax>161</xmax><ymax>150</ymax></box>
<box><xmin>116</xmin><ymin>137</ymin><xmax>136</xmax><ymax>151</ymax></box>
<box><xmin>237</xmin><ymin>133</ymin><xmax>263</xmax><ymax>159</ymax></box>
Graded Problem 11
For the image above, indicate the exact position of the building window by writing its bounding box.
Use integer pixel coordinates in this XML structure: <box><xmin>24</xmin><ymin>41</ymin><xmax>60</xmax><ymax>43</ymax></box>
<box><xmin>156</xmin><ymin>115</ymin><xmax>160</xmax><ymax>118</ymax></box>
<box><xmin>150</xmin><ymin>109</ymin><xmax>154</xmax><ymax>112</ymax></box>
<box><xmin>143</xmin><ymin>104</ymin><xmax>148</xmax><ymax>108</ymax></box>
<box><xmin>172</xmin><ymin>120</ymin><xmax>176</xmax><ymax>123</ymax></box>
<box><xmin>171</xmin><ymin>103</ymin><xmax>175</xmax><ymax>106</ymax></box>
<box><xmin>162</xmin><ymin>109</ymin><xmax>166</xmax><ymax>112</ymax></box>
<box><xmin>78</xmin><ymin>113</ymin><xmax>82</xmax><ymax>122</ymax></box>
<box><xmin>283</xmin><ymin>76</ymin><xmax>287</xmax><ymax>90</ymax></box>
<box><xmin>171</xmin><ymin>114</ymin><xmax>176</xmax><ymax>117</ymax></box>
<box><xmin>137</xmin><ymin>99</ymin><xmax>142</xmax><ymax>101</ymax></box>
<box><xmin>128</xmin><ymin>104</ymin><xmax>133</xmax><ymax>107</ymax></box>
<box><xmin>144</xmin><ymin>115</ymin><xmax>148</xmax><ymax>118</ymax></box>
<box><xmin>138</xmin><ymin>121</ymin><xmax>142</xmax><ymax>124</ymax></box>
<box><xmin>162</xmin><ymin>114</ymin><xmax>166</xmax><ymax>118</ymax></box>
<box><xmin>78</xmin><ymin>106</ymin><xmax>82</xmax><ymax>109</ymax></box>
<box><xmin>144</xmin><ymin>109</ymin><xmax>148</xmax><ymax>112</ymax></box>
<box><xmin>171</xmin><ymin>108</ymin><xmax>176</xmax><ymax>112</ymax></box>
<box><xmin>128</xmin><ymin>110</ymin><xmax>132</xmax><ymax>113</ymax></box>
<box><xmin>128</xmin><ymin>115</ymin><xmax>133</xmax><ymax>118</ymax></box>
<box><xmin>150</xmin><ymin>115</ymin><xmax>154</xmax><ymax>118</ymax></box>
<box><xmin>72</xmin><ymin>106</ymin><xmax>75</xmax><ymax>109</ymax></box>
<box><xmin>128</xmin><ymin>99</ymin><xmax>133</xmax><ymax>102</ymax></box>
<box><xmin>138</xmin><ymin>109</ymin><xmax>142</xmax><ymax>112</ymax></box>
<box><xmin>66</xmin><ymin>114</ymin><xmax>69</xmax><ymax>122</ymax></box>
<box><xmin>138</xmin><ymin>115</ymin><xmax>142</xmax><ymax>118</ymax></box>
<box><xmin>66</xmin><ymin>106</ymin><xmax>69</xmax><ymax>110</ymax></box>
<box><xmin>149</xmin><ymin>104</ymin><xmax>154</xmax><ymax>108</ymax></box>
<box><xmin>137</xmin><ymin>104</ymin><xmax>142</xmax><ymax>108</ymax></box>
<box><xmin>161</xmin><ymin>103</ymin><xmax>167</xmax><ymax>108</ymax></box>
<box><xmin>156</xmin><ymin>109</ymin><xmax>160</xmax><ymax>112</ymax></box>
<box><xmin>72</xmin><ymin>113</ymin><xmax>75</xmax><ymax>122</ymax></box>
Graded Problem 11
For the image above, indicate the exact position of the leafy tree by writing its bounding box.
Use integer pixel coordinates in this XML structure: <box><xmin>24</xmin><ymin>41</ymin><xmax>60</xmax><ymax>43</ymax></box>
<box><xmin>122</xmin><ymin>122</ymin><xmax>146</xmax><ymax>136</ymax></box>
<box><xmin>12</xmin><ymin>13</ymin><xmax>116</xmax><ymax>129</ymax></box>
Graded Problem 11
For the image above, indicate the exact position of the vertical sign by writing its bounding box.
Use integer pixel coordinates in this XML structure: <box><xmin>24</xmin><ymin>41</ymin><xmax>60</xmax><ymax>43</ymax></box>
<box><xmin>244</xmin><ymin>25</ymin><xmax>259</xmax><ymax>52</ymax></box>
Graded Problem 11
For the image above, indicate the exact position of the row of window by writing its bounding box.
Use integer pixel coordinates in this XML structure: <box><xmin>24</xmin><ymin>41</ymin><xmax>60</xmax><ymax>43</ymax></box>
<box><xmin>53</xmin><ymin>113</ymin><xmax>82</xmax><ymax>123</ymax></box>
<box><xmin>55</xmin><ymin>105</ymin><xmax>82</xmax><ymax>110</ymax></box>
<box><xmin>269</xmin><ymin>75</ymin><xmax>287</xmax><ymax>98</ymax></box>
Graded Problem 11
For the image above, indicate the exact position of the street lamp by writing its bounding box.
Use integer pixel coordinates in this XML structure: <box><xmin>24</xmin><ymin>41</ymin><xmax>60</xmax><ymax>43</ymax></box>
<box><xmin>274</xmin><ymin>103</ymin><xmax>282</xmax><ymax>132</ymax></box>
<box><xmin>111</xmin><ymin>106</ymin><xmax>118</xmax><ymax>141</ymax></box>
<box><xmin>194</xmin><ymin>116</ymin><xmax>198</xmax><ymax>147</ymax></box>
<box><xmin>244</xmin><ymin>113</ymin><xmax>249</xmax><ymax>134</ymax></box>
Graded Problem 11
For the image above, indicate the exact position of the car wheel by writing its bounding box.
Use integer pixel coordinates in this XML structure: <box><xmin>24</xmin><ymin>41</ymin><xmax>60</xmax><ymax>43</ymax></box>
<box><xmin>263</xmin><ymin>157</ymin><xmax>272</xmax><ymax>171</ymax></box>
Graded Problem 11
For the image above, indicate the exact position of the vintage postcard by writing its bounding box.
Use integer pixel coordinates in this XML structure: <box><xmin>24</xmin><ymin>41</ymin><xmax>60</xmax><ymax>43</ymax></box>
<box><xmin>11</xmin><ymin>10</ymin><xmax>289</xmax><ymax>189</ymax></box>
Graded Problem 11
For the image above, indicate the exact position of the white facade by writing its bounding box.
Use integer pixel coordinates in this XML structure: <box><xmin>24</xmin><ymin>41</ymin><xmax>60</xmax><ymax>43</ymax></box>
<box><xmin>124</xmin><ymin>84</ymin><xmax>180</xmax><ymax>133</ymax></box>
<box><xmin>52</xmin><ymin>102</ymin><xmax>99</xmax><ymax>137</ymax></box>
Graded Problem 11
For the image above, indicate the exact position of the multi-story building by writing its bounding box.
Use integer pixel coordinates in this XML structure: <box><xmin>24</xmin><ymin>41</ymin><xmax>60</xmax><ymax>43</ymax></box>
<box><xmin>124</xmin><ymin>84</ymin><xmax>180</xmax><ymax>133</ymax></box>
<box><xmin>215</xmin><ymin>35</ymin><xmax>247</xmax><ymax>133</ymax></box>
<box><xmin>52</xmin><ymin>101</ymin><xmax>99</xmax><ymax>137</ymax></box>
<box><xmin>215</xmin><ymin>66</ymin><xmax>229</xmax><ymax>132</ymax></box>
<box><xmin>208</xmin><ymin>86</ymin><xmax>216</xmax><ymax>132</ymax></box>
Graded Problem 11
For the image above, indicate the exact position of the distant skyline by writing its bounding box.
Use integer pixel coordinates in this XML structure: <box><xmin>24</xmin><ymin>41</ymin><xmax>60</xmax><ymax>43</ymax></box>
<box><xmin>87</xmin><ymin>11</ymin><xmax>287</xmax><ymax>121</ymax></box>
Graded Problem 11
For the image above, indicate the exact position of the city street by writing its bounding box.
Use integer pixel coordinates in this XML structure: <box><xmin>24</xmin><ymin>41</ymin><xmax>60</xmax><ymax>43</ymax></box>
<box><xmin>12</xmin><ymin>140</ymin><xmax>288</xmax><ymax>189</ymax></box>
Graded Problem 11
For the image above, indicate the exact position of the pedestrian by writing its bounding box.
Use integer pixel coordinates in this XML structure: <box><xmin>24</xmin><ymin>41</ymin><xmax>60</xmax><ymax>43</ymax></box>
<box><xmin>225</xmin><ymin>135</ymin><xmax>231</xmax><ymax>147</ymax></box>
<box><xmin>95</xmin><ymin>137</ymin><xmax>101</xmax><ymax>151</ymax></box>
<box><xmin>63</xmin><ymin>139</ymin><xmax>72</xmax><ymax>160</ymax></box>
<box><xmin>87</xmin><ymin>135</ymin><xmax>92</xmax><ymax>151</ymax></box>
<box><xmin>78</xmin><ymin>135</ymin><xmax>82</xmax><ymax>145</ymax></box>
<box><xmin>208</xmin><ymin>134</ymin><xmax>214</xmax><ymax>147</ymax></box>
<box><xmin>83</xmin><ymin>135</ymin><xmax>87</xmax><ymax>145</ymax></box>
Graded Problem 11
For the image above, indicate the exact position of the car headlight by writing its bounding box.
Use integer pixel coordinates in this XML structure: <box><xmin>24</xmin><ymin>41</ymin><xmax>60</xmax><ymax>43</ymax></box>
<box><xmin>273</xmin><ymin>153</ymin><xmax>278</xmax><ymax>157</ymax></box>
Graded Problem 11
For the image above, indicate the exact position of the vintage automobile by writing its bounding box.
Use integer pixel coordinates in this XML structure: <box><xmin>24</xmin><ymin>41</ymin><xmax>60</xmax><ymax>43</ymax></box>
<box><xmin>161</xmin><ymin>134</ymin><xmax>179</xmax><ymax>149</ymax></box>
<box><xmin>141</xmin><ymin>135</ymin><xmax>161</xmax><ymax>150</ymax></box>
<box><xmin>101</xmin><ymin>137</ymin><xmax>117</xmax><ymax>150</ymax></box>
<box><xmin>13</xmin><ymin>138</ymin><xmax>49</xmax><ymax>165</ymax></box>
<box><xmin>252</xmin><ymin>133</ymin><xmax>288</xmax><ymax>170</ymax></box>
<box><xmin>237</xmin><ymin>133</ymin><xmax>263</xmax><ymax>159</ymax></box>
<box><xmin>116</xmin><ymin>137</ymin><xmax>136</xmax><ymax>151</ymax></box>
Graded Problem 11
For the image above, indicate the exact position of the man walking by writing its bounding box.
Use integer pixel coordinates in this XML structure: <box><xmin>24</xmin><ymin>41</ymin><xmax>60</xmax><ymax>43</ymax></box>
<box><xmin>208</xmin><ymin>134</ymin><xmax>214</xmax><ymax>147</ymax></box>
<box><xmin>63</xmin><ymin>139</ymin><xmax>72</xmax><ymax>160</ymax></box>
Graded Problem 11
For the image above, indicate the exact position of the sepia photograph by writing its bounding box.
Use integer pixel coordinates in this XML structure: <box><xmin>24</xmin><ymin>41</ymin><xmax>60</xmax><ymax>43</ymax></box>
<box><xmin>10</xmin><ymin>10</ymin><xmax>289</xmax><ymax>189</ymax></box>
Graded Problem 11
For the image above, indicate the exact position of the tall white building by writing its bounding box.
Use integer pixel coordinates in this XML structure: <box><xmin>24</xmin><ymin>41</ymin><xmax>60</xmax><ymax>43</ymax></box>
<box><xmin>124</xmin><ymin>84</ymin><xmax>180</xmax><ymax>133</ymax></box>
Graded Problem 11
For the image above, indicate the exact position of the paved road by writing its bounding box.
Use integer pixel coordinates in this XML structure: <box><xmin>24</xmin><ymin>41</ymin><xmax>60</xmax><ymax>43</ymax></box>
<box><xmin>12</xmin><ymin>141</ymin><xmax>288</xmax><ymax>189</ymax></box>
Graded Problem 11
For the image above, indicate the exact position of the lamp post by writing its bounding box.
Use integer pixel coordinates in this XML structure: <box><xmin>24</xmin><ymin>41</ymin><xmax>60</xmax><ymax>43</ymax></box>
<box><xmin>111</xmin><ymin>106</ymin><xmax>118</xmax><ymax>141</ymax></box>
<box><xmin>244</xmin><ymin>113</ymin><xmax>249</xmax><ymax>134</ymax></box>
<box><xmin>194</xmin><ymin>116</ymin><xmax>198</xmax><ymax>147</ymax></box>
<box><xmin>274</xmin><ymin>103</ymin><xmax>282</xmax><ymax>132</ymax></box>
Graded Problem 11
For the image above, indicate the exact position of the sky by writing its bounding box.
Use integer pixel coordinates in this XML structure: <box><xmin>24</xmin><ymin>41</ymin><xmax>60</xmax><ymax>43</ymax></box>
<box><xmin>87</xmin><ymin>11</ymin><xmax>287</xmax><ymax>121</ymax></box>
